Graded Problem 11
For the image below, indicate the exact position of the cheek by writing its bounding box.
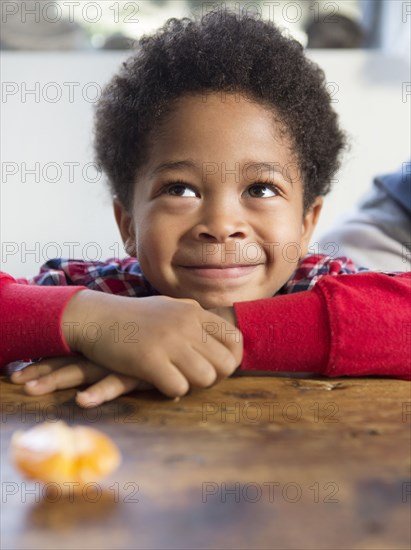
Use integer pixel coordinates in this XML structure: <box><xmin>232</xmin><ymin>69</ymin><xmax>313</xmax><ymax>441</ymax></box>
<box><xmin>265</xmin><ymin>216</ymin><xmax>302</xmax><ymax>243</ymax></box>
<box><xmin>135</xmin><ymin>225</ymin><xmax>163</xmax><ymax>262</ymax></box>
<box><xmin>134</xmin><ymin>211</ymin><xmax>180</xmax><ymax>263</ymax></box>
<box><xmin>263</xmin><ymin>219</ymin><xmax>303</xmax><ymax>263</ymax></box>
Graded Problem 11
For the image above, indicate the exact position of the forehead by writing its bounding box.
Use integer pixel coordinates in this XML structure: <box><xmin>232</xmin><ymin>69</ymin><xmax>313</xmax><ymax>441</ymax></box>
<box><xmin>149</xmin><ymin>92</ymin><xmax>295</xmax><ymax>163</ymax></box>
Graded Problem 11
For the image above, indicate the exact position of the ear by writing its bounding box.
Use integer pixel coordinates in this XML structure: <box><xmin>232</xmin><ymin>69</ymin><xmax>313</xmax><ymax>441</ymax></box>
<box><xmin>113</xmin><ymin>198</ymin><xmax>137</xmax><ymax>257</ymax></box>
<box><xmin>300</xmin><ymin>196</ymin><xmax>323</xmax><ymax>257</ymax></box>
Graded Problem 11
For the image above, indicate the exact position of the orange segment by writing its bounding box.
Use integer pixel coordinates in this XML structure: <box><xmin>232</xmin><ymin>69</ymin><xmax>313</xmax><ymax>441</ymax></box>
<box><xmin>10</xmin><ymin>421</ymin><xmax>121</xmax><ymax>487</ymax></box>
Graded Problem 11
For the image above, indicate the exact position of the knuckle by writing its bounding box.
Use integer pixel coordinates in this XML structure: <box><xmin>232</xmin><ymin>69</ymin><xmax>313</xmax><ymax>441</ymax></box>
<box><xmin>178</xmin><ymin>298</ymin><xmax>201</xmax><ymax>311</ymax></box>
<box><xmin>180</xmin><ymin>298</ymin><xmax>200</xmax><ymax>307</ymax></box>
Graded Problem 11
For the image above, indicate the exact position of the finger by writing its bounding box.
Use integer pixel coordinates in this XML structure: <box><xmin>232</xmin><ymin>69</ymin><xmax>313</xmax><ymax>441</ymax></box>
<box><xmin>207</xmin><ymin>317</ymin><xmax>244</xmax><ymax>367</ymax></box>
<box><xmin>10</xmin><ymin>357</ymin><xmax>73</xmax><ymax>384</ymax></box>
<box><xmin>75</xmin><ymin>374</ymin><xmax>146</xmax><ymax>408</ymax></box>
<box><xmin>170</xmin><ymin>344</ymin><xmax>218</xmax><ymax>389</ymax></box>
<box><xmin>137</xmin><ymin>353</ymin><xmax>190</xmax><ymax>398</ymax></box>
<box><xmin>23</xmin><ymin>360</ymin><xmax>108</xmax><ymax>395</ymax></box>
<box><xmin>196</xmin><ymin>336</ymin><xmax>241</xmax><ymax>379</ymax></box>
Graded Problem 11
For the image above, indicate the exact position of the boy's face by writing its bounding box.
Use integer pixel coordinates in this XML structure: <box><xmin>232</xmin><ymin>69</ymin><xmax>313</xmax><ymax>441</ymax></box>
<box><xmin>114</xmin><ymin>92</ymin><xmax>322</xmax><ymax>308</ymax></box>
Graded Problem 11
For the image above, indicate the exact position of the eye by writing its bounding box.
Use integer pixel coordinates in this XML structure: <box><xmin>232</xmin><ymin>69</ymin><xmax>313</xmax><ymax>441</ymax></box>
<box><xmin>247</xmin><ymin>182</ymin><xmax>279</xmax><ymax>198</ymax></box>
<box><xmin>162</xmin><ymin>180</ymin><xmax>197</xmax><ymax>197</ymax></box>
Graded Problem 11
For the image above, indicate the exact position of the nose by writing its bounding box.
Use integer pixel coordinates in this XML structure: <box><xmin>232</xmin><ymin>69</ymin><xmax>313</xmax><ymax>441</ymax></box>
<box><xmin>192</xmin><ymin>197</ymin><xmax>248</xmax><ymax>242</ymax></box>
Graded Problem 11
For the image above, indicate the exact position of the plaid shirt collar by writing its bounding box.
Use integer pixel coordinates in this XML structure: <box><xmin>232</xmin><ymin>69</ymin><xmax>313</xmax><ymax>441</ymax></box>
<box><xmin>19</xmin><ymin>254</ymin><xmax>369</xmax><ymax>297</ymax></box>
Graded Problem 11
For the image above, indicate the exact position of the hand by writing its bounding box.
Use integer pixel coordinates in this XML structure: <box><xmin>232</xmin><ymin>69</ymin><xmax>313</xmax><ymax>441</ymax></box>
<box><xmin>10</xmin><ymin>356</ymin><xmax>154</xmax><ymax>407</ymax></box>
<box><xmin>61</xmin><ymin>291</ymin><xmax>243</xmax><ymax>399</ymax></box>
<box><xmin>207</xmin><ymin>305</ymin><xmax>237</xmax><ymax>327</ymax></box>
<box><xmin>207</xmin><ymin>306</ymin><xmax>246</xmax><ymax>377</ymax></box>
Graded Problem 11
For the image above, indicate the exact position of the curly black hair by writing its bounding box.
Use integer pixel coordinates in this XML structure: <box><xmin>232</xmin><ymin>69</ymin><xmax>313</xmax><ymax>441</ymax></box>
<box><xmin>94</xmin><ymin>9</ymin><xmax>347</xmax><ymax>214</ymax></box>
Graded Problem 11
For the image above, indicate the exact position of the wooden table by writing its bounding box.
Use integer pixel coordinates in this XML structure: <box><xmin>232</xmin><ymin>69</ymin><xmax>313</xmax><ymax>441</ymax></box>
<box><xmin>1</xmin><ymin>374</ymin><xmax>410</xmax><ymax>550</ymax></box>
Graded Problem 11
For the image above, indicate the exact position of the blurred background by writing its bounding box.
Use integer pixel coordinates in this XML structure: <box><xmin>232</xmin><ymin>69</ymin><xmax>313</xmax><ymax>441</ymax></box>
<box><xmin>1</xmin><ymin>0</ymin><xmax>410</xmax><ymax>276</ymax></box>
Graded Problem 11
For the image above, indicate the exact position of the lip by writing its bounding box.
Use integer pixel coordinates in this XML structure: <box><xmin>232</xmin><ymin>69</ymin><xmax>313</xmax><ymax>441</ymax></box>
<box><xmin>178</xmin><ymin>264</ymin><xmax>261</xmax><ymax>279</ymax></box>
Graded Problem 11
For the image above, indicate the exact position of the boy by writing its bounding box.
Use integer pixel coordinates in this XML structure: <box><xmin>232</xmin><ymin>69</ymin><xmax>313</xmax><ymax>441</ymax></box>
<box><xmin>1</xmin><ymin>11</ymin><xmax>410</xmax><ymax>407</ymax></box>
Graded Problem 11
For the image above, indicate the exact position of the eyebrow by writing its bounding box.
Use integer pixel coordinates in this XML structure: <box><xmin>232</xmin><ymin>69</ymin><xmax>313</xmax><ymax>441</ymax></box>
<box><xmin>150</xmin><ymin>159</ymin><xmax>293</xmax><ymax>187</ymax></box>
<box><xmin>150</xmin><ymin>159</ymin><xmax>198</xmax><ymax>177</ymax></box>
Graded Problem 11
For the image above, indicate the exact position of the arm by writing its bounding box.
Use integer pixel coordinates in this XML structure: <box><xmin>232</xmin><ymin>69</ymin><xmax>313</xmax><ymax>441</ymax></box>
<box><xmin>0</xmin><ymin>271</ymin><xmax>154</xmax><ymax>400</ymax></box>
<box><xmin>0</xmin><ymin>256</ymin><xmax>155</xmax><ymax>368</ymax></box>
<box><xmin>2</xmin><ymin>270</ymin><xmax>243</xmax><ymax>404</ymax></box>
<box><xmin>233</xmin><ymin>271</ymin><xmax>411</xmax><ymax>380</ymax></box>
<box><xmin>0</xmin><ymin>272</ymin><xmax>85</xmax><ymax>368</ymax></box>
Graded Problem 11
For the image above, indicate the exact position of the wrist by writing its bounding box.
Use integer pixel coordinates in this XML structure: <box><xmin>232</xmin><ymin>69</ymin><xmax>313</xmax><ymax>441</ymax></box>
<box><xmin>61</xmin><ymin>289</ymin><xmax>95</xmax><ymax>353</ymax></box>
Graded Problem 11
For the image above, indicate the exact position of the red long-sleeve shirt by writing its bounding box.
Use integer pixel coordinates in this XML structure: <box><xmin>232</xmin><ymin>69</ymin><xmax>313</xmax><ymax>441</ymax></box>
<box><xmin>1</xmin><ymin>255</ymin><xmax>410</xmax><ymax>379</ymax></box>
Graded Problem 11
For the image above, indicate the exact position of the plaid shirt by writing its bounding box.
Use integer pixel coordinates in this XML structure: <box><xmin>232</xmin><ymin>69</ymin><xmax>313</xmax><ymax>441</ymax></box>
<box><xmin>15</xmin><ymin>254</ymin><xmax>370</xmax><ymax>296</ymax></box>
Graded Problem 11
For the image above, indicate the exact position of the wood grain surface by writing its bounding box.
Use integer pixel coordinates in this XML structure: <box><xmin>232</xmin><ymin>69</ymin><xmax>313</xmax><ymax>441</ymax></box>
<box><xmin>1</xmin><ymin>373</ymin><xmax>410</xmax><ymax>550</ymax></box>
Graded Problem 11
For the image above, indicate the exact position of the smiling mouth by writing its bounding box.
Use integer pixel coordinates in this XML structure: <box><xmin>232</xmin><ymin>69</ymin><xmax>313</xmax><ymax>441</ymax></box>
<box><xmin>178</xmin><ymin>264</ymin><xmax>262</xmax><ymax>279</ymax></box>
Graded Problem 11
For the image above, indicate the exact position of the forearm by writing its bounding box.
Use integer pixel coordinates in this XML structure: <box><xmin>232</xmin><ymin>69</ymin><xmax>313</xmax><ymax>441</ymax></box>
<box><xmin>233</xmin><ymin>272</ymin><xmax>411</xmax><ymax>380</ymax></box>
<box><xmin>234</xmin><ymin>290</ymin><xmax>328</xmax><ymax>374</ymax></box>
<box><xmin>0</xmin><ymin>273</ymin><xmax>86</xmax><ymax>368</ymax></box>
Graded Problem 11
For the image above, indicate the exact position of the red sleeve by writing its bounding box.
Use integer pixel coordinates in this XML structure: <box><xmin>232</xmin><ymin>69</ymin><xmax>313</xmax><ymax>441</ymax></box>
<box><xmin>0</xmin><ymin>272</ymin><xmax>86</xmax><ymax>369</ymax></box>
<box><xmin>234</xmin><ymin>271</ymin><xmax>411</xmax><ymax>380</ymax></box>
